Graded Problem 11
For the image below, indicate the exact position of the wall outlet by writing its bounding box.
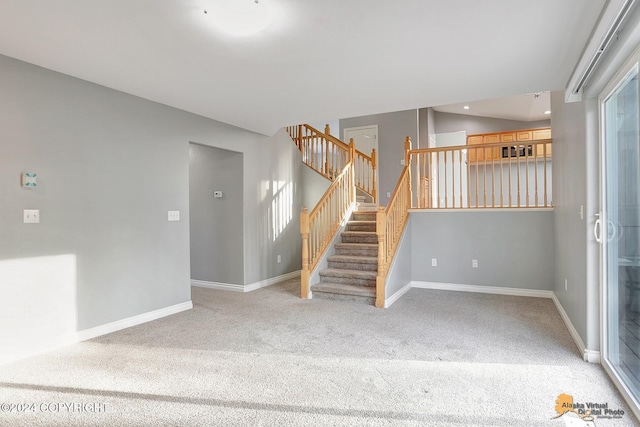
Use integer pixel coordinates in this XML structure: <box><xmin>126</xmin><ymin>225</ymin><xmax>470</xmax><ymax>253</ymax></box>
<box><xmin>400</xmin><ymin>159</ymin><xmax>405</xmax><ymax>166</ymax></box>
<box><xmin>472</xmin><ymin>259</ymin><xmax>478</xmax><ymax>268</ymax></box>
<box><xmin>431</xmin><ymin>258</ymin><xmax>437</xmax><ymax>267</ymax></box>
<box><xmin>214</xmin><ymin>191</ymin><xmax>223</xmax><ymax>198</ymax></box>
<box><xmin>168</xmin><ymin>211</ymin><xmax>180</xmax><ymax>221</ymax></box>
<box><xmin>387</xmin><ymin>191</ymin><xmax>391</xmax><ymax>198</ymax></box>
<box><xmin>23</xmin><ymin>209</ymin><xmax>40</xmax><ymax>223</ymax></box>
<box><xmin>564</xmin><ymin>279</ymin><xmax>568</xmax><ymax>291</ymax></box>
<box><xmin>277</xmin><ymin>255</ymin><xmax>281</xmax><ymax>264</ymax></box>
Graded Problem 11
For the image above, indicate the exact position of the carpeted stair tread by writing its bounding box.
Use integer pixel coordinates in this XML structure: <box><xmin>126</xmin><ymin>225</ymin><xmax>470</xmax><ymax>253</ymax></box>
<box><xmin>319</xmin><ymin>268</ymin><xmax>376</xmax><ymax>280</ymax></box>
<box><xmin>312</xmin><ymin>283</ymin><xmax>376</xmax><ymax>297</ymax></box>
<box><xmin>352</xmin><ymin>211</ymin><xmax>377</xmax><ymax>221</ymax></box>
<box><xmin>341</xmin><ymin>231</ymin><xmax>378</xmax><ymax>244</ymax></box>
<box><xmin>355</xmin><ymin>203</ymin><xmax>378</xmax><ymax>211</ymax></box>
<box><xmin>327</xmin><ymin>255</ymin><xmax>377</xmax><ymax>264</ymax></box>
<box><xmin>327</xmin><ymin>255</ymin><xmax>378</xmax><ymax>271</ymax></box>
<box><xmin>347</xmin><ymin>220</ymin><xmax>376</xmax><ymax>231</ymax></box>
<box><xmin>334</xmin><ymin>243</ymin><xmax>379</xmax><ymax>257</ymax></box>
<box><xmin>318</xmin><ymin>268</ymin><xmax>376</xmax><ymax>286</ymax></box>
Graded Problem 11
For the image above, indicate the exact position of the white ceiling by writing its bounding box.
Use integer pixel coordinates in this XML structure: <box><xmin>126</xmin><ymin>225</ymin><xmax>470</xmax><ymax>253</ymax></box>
<box><xmin>0</xmin><ymin>0</ymin><xmax>606</xmax><ymax>135</ymax></box>
<box><xmin>433</xmin><ymin>92</ymin><xmax>551</xmax><ymax>122</ymax></box>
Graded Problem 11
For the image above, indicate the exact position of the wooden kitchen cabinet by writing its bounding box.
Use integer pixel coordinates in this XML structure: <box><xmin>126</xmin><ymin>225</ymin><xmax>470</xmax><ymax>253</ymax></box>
<box><xmin>467</xmin><ymin>127</ymin><xmax>551</xmax><ymax>163</ymax></box>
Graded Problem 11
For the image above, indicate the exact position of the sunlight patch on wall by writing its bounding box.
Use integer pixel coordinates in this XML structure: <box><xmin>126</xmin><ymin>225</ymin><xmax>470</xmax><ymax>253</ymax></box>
<box><xmin>270</xmin><ymin>180</ymin><xmax>293</xmax><ymax>242</ymax></box>
<box><xmin>0</xmin><ymin>254</ymin><xmax>77</xmax><ymax>364</ymax></box>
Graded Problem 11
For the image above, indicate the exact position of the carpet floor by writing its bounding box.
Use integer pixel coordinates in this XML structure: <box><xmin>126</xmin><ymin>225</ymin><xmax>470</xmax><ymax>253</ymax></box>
<box><xmin>0</xmin><ymin>278</ymin><xmax>638</xmax><ymax>426</ymax></box>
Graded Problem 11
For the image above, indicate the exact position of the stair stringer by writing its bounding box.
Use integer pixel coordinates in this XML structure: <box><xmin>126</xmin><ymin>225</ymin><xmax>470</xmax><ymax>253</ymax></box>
<box><xmin>307</xmin><ymin>202</ymin><xmax>357</xmax><ymax>298</ymax></box>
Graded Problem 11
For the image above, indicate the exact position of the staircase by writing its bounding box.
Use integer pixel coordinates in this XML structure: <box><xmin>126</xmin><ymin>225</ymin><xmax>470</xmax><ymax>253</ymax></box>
<box><xmin>311</xmin><ymin>201</ymin><xmax>379</xmax><ymax>305</ymax></box>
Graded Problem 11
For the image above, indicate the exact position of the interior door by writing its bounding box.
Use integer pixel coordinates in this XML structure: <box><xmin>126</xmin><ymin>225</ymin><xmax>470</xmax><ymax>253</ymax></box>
<box><xmin>344</xmin><ymin>125</ymin><xmax>378</xmax><ymax>155</ymax></box>
<box><xmin>600</xmin><ymin>60</ymin><xmax>640</xmax><ymax>412</ymax></box>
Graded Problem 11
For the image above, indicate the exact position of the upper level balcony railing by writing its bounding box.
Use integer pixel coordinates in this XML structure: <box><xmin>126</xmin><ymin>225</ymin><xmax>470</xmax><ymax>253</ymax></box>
<box><xmin>409</xmin><ymin>139</ymin><xmax>552</xmax><ymax>209</ymax></box>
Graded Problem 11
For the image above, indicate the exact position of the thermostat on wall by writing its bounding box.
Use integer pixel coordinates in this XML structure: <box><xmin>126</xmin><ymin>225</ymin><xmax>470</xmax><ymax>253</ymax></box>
<box><xmin>214</xmin><ymin>191</ymin><xmax>223</xmax><ymax>198</ymax></box>
<box><xmin>21</xmin><ymin>172</ymin><xmax>37</xmax><ymax>189</ymax></box>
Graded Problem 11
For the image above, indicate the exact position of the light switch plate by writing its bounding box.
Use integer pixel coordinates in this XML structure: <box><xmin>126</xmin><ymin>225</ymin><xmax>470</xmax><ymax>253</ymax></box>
<box><xmin>24</xmin><ymin>209</ymin><xmax>40</xmax><ymax>223</ymax></box>
<box><xmin>168</xmin><ymin>211</ymin><xmax>180</xmax><ymax>221</ymax></box>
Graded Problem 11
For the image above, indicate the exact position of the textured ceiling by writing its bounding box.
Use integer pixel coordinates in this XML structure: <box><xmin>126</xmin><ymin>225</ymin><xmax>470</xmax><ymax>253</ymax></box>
<box><xmin>0</xmin><ymin>0</ymin><xmax>606</xmax><ymax>135</ymax></box>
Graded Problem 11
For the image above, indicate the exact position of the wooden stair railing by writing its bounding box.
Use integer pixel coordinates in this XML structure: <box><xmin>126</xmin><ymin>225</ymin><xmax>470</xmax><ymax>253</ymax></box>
<box><xmin>286</xmin><ymin>124</ymin><xmax>377</xmax><ymax>203</ymax></box>
<box><xmin>375</xmin><ymin>137</ymin><xmax>412</xmax><ymax>308</ymax></box>
<box><xmin>300</xmin><ymin>142</ymin><xmax>357</xmax><ymax>298</ymax></box>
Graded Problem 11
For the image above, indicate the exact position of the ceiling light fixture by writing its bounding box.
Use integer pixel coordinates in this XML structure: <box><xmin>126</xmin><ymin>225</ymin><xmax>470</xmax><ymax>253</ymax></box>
<box><xmin>463</xmin><ymin>105</ymin><xmax>470</xmax><ymax>110</ymax></box>
<box><xmin>544</xmin><ymin>110</ymin><xmax>551</xmax><ymax>115</ymax></box>
<box><xmin>204</xmin><ymin>0</ymin><xmax>272</xmax><ymax>36</ymax></box>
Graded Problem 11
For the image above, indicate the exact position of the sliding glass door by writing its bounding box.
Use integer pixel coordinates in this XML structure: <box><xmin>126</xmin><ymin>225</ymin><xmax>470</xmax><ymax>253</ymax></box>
<box><xmin>601</xmin><ymin>58</ymin><xmax>640</xmax><ymax>411</ymax></box>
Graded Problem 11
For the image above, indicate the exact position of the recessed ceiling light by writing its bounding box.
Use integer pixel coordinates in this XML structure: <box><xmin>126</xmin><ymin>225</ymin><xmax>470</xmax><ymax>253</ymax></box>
<box><xmin>463</xmin><ymin>105</ymin><xmax>470</xmax><ymax>110</ymax></box>
<box><xmin>544</xmin><ymin>110</ymin><xmax>551</xmax><ymax>115</ymax></box>
<box><xmin>204</xmin><ymin>0</ymin><xmax>272</xmax><ymax>36</ymax></box>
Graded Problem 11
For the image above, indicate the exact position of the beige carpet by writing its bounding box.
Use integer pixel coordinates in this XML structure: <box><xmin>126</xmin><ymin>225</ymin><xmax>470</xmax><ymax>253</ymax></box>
<box><xmin>0</xmin><ymin>278</ymin><xmax>638</xmax><ymax>426</ymax></box>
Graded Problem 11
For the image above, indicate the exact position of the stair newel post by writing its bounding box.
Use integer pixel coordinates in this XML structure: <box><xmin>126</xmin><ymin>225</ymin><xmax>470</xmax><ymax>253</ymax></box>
<box><xmin>371</xmin><ymin>148</ymin><xmax>378</xmax><ymax>203</ymax></box>
<box><xmin>405</xmin><ymin>136</ymin><xmax>413</xmax><ymax>208</ymax></box>
<box><xmin>349</xmin><ymin>139</ymin><xmax>356</xmax><ymax>203</ymax></box>
<box><xmin>300</xmin><ymin>207</ymin><xmax>311</xmax><ymax>299</ymax></box>
<box><xmin>375</xmin><ymin>206</ymin><xmax>386</xmax><ymax>308</ymax></box>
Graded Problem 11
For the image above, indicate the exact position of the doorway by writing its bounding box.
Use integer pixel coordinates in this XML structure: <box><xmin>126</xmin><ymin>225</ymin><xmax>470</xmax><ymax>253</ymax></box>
<box><xmin>189</xmin><ymin>143</ymin><xmax>244</xmax><ymax>285</ymax></box>
<box><xmin>344</xmin><ymin>125</ymin><xmax>379</xmax><ymax>197</ymax></box>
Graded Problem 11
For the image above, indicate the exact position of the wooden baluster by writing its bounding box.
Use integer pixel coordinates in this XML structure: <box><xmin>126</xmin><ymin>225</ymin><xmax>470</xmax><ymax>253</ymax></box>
<box><xmin>300</xmin><ymin>207</ymin><xmax>310</xmax><ymax>299</ymax></box>
<box><xmin>483</xmin><ymin>148</ymin><xmax>487</xmax><ymax>208</ymax></box>
<box><xmin>459</xmin><ymin>150</ymin><xmax>463</xmax><ymax>208</ymax></box>
<box><xmin>405</xmin><ymin>137</ymin><xmax>412</xmax><ymax>208</ymax></box>
<box><xmin>376</xmin><ymin>206</ymin><xmax>386</xmax><ymax>308</ymax></box>
<box><xmin>534</xmin><ymin>142</ymin><xmax>539</xmax><ymax>207</ymax></box>
<box><xmin>371</xmin><ymin>148</ymin><xmax>378</xmax><ymax>203</ymax></box>
<box><xmin>349</xmin><ymin>140</ymin><xmax>356</xmax><ymax>203</ymax></box>
<box><xmin>491</xmin><ymin>151</ymin><xmax>495</xmax><ymax>208</ymax></box>
<box><xmin>517</xmin><ymin>145</ymin><xmax>521</xmax><ymax>207</ymax></box>
<box><xmin>543</xmin><ymin>142</ymin><xmax>548</xmax><ymax>206</ymax></box>
<box><xmin>499</xmin><ymin>151</ymin><xmax>504</xmax><ymax>208</ymax></box>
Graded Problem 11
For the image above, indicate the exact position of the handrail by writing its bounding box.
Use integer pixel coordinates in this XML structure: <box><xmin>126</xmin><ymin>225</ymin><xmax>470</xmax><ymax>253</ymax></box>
<box><xmin>286</xmin><ymin>124</ymin><xmax>351</xmax><ymax>181</ymax></box>
<box><xmin>410</xmin><ymin>138</ymin><xmax>552</xmax><ymax>153</ymax></box>
<box><xmin>300</xmin><ymin>145</ymin><xmax>356</xmax><ymax>298</ymax></box>
<box><xmin>286</xmin><ymin>124</ymin><xmax>377</xmax><ymax>202</ymax></box>
<box><xmin>375</xmin><ymin>137</ymin><xmax>412</xmax><ymax>308</ymax></box>
<box><xmin>409</xmin><ymin>139</ymin><xmax>552</xmax><ymax>209</ymax></box>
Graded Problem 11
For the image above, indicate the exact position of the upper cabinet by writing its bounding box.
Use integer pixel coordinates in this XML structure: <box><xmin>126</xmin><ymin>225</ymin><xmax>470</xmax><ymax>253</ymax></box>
<box><xmin>467</xmin><ymin>127</ymin><xmax>551</xmax><ymax>162</ymax></box>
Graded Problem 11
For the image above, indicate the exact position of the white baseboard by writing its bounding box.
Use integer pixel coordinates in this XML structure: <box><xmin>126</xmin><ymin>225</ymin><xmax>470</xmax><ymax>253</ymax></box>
<box><xmin>192</xmin><ymin>271</ymin><xmax>301</xmax><ymax>293</ymax></box>
<box><xmin>191</xmin><ymin>280</ymin><xmax>244</xmax><ymax>292</ymax></box>
<box><xmin>245</xmin><ymin>271</ymin><xmax>301</xmax><ymax>292</ymax></box>
<box><xmin>76</xmin><ymin>301</ymin><xmax>193</xmax><ymax>342</ymax></box>
<box><xmin>385</xmin><ymin>282</ymin><xmax>412</xmax><ymax>308</ymax></box>
<box><xmin>551</xmin><ymin>292</ymin><xmax>601</xmax><ymax>364</ymax></box>
<box><xmin>0</xmin><ymin>300</ymin><xmax>193</xmax><ymax>367</ymax></box>
<box><xmin>411</xmin><ymin>281</ymin><xmax>554</xmax><ymax>299</ymax></box>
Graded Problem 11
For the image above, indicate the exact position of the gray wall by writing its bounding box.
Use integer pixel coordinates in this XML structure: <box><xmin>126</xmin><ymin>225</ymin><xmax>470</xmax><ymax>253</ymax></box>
<box><xmin>189</xmin><ymin>144</ymin><xmax>244</xmax><ymax>284</ymax></box>
<box><xmin>340</xmin><ymin>109</ymin><xmax>418</xmax><ymax>206</ymax></box>
<box><xmin>301</xmin><ymin>166</ymin><xmax>331</xmax><ymax>211</ymax></box>
<box><xmin>0</xmin><ymin>54</ymin><xmax>303</xmax><ymax>361</ymax></box>
<box><xmin>410</xmin><ymin>211</ymin><xmax>555</xmax><ymax>290</ymax></box>
<box><xmin>550</xmin><ymin>91</ymin><xmax>588</xmax><ymax>345</ymax></box>
<box><xmin>434</xmin><ymin>111</ymin><xmax>551</xmax><ymax>135</ymax></box>
<box><xmin>385</xmin><ymin>220</ymin><xmax>412</xmax><ymax>299</ymax></box>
